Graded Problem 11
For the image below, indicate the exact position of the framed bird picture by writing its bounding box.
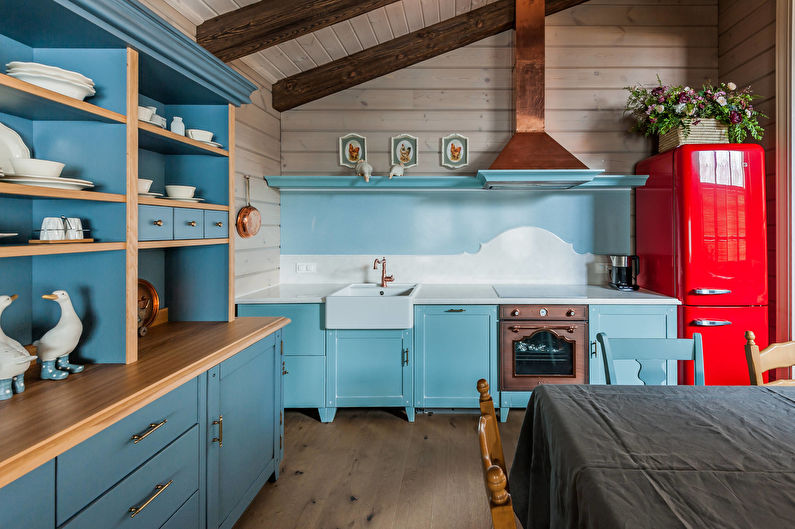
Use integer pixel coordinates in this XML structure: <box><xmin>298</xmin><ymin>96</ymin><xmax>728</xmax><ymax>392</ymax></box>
<box><xmin>391</xmin><ymin>134</ymin><xmax>418</xmax><ymax>168</ymax></box>
<box><xmin>339</xmin><ymin>133</ymin><xmax>367</xmax><ymax>168</ymax></box>
<box><xmin>441</xmin><ymin>133</ymin><xmax>469</xmax><ymax>169</ymax></box>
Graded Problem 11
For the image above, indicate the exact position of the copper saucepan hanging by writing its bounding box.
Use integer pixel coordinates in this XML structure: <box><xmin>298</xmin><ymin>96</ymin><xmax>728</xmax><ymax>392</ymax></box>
<box><xmin>236</xmin><ymin>175</ymin><xmax>261</xmax><ymax>238</ymax></box>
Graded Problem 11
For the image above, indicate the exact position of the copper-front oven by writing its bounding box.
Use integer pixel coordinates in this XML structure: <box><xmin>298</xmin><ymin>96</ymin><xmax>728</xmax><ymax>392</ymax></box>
<box><xmin>500</xmin><ymin>305</ymin><xmax>588</xmax><ymax>391</ymax></box>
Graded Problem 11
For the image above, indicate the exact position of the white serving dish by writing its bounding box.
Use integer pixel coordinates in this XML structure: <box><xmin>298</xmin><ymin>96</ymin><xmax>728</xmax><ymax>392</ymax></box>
<box><xmin>138</xmin><ymin>178</ymin><xmax>153</xmax><ymax>193</ymax></box>
<box><xmin>7</xmin><ymin>61</ymin><xmax>94</xmax><ymax>86</ymax></box>
<box><xmin>0</xmin><ymin>122</ymin><xmax>31</xmax><ymax>175</ymax></box>
<box><xmin>147</xmin><ymin>114</ymin><xmax>167</xmax><ymax>128</ymax></box>
<box><xmin>163</xmin><ymin>196</ymin><xmax>204</xmax><ymax>203</ymax></box>
<box><xmin>8</xmin><ymin>72</ymin><xmax>95</xmax><ymax>100</ymax></box>
<box><xmin>165</xmin><ymin>185</ymin><xmax>195</xmax><ymax>199</ymax></box>
<box><xmin>11</xmin><ymin>158</ymin><xmax>64</xmax><ymax>178</ymax></box>
<box><xmin>137</xmin><ymin>106</ymin><xmax>154</xmax><ymax>122</ymax></box>
<box><xmin>186</xmin><ymin>129</ymin><xmax>213</xmax><ymax>142</ymax></box>
<box><xmin>0</xmin><ymin>175</ymin><xmax>93</xmax><ymax>190</ymax></box>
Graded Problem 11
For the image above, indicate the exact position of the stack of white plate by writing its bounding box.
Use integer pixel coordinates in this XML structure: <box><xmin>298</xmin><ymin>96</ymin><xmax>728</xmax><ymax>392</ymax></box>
<box><xmin>6</xmin><ymin>61</ymin><xmax>96</xmax><ymax>101</ymax></box>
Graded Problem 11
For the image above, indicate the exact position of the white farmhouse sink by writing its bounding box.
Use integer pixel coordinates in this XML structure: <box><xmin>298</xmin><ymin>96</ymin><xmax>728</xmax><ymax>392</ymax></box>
<box><xmin>325</xmin><ymin>283</ymin><xmax>419</xmax><ymax>329</ymax></box>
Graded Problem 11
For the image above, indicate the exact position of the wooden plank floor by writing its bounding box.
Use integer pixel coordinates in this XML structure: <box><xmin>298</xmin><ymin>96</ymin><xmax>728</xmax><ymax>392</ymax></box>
<box><xmin>234</xmin><ymin>408</ymin><xmax>525</xmax><ymax>529</ymax></box>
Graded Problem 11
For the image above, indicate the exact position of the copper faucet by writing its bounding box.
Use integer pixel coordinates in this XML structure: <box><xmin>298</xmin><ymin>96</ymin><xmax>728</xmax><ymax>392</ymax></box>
<box><xmin>373</xmin><ymin>257</ymin><xmax>394</xmax><ymax>288</ymax></box>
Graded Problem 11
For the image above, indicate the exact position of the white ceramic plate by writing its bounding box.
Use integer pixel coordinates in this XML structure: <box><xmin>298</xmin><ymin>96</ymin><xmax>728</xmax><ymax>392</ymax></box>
<box><xmin>8</xmin><ymin>72</ymin><xmax>95</xmax><ymax>100</ymax></box>
<box><xmin>163</xmin><ymin>196</ymin><xmax>204</xmax><ymax>202</ymax></box>
<box><xmin>0</xmin><ymin>122</ymin><xmax>31</xmax><ymax>175</ymax></box>
<box><xmin>0</xmin><ymin>233</ymin><xmax>18</xmax><ymax>238</ymax></box>
<box><xmin>138</xmin><ymin>192</ymin><xmax>163</xmax><ymax>197</ymax></box>
<box><xmin>0</xmin><ymin>175</ymin><xmax>94</xmax><ymax>189</ymax></box>
<box><xmin>7</xmin><ymin>61</ymin><xmax>94</xmax><ymax>86</ymax></box>
<box><xmin>202</xmin><ymin>141</ymin><xmax>223</xmax><ymax>148</ymax></box>
<box><xmin>7</xmin><ymin>66</ymin><xmax>95</xmax><ymax>88</ymax></box>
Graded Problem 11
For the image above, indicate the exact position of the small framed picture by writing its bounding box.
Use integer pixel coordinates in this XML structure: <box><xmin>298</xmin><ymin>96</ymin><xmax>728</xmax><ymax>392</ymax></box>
<box><xmin>339</xmin><ymin>133</ymin><xmax>367</xmax><ymax>168</ymax></box>
<box><xmin>391</xmin><ymin>134</ymin><xmax>418</xmax><ymax>168</ymax></box>
<box><xmin>441</xmin><ymin>133</ymin><xmax>469</xmax><ymax>169</ymax></box>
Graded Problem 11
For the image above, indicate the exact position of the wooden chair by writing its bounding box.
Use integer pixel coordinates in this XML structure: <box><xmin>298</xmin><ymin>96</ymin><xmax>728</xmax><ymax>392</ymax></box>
<box><xmin>745</xmin><ymin>331</ymin><xmax>795</xmax><ymax>386</ymax></box>
<box><xmin>596</xmin><ymin>333</ymin><xmax>705</xmax><ymax>385</ymax></box>
<box><xmin>476</xmin><ymin>379</ymin><xmax>517</xmax><ymax>529</ymax></box>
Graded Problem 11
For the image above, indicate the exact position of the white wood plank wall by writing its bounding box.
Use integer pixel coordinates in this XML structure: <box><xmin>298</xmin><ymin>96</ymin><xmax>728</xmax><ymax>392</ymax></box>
<box><xmin>281</xmin><ymin>0</ymin><xmax>720</xmax><ymax>176</ymax></box>
<box><xmin>718</xmin><ymin>0</ymin><xmax>776</xmax><ymax>337</ymax></box>
<box><xmin>139</xmin><ymin>0</ymin><xmax>282</xmax><ymax>295</ymax></box>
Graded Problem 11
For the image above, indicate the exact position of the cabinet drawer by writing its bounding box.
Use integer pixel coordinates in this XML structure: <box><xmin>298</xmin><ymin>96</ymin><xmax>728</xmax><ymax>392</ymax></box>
<box><xmin>500</xmin><ymin>304</ymin><xmax>587</xmax><ymax>321</ymax></box>
<box><xmin>62</xmin><ymin>426</ymin><xmax>199</xmax><ymax>529</ymax></box>
<box><xmin>161</xmin><ymin>491</ymin><xmax>199</xmax><ymax>529</ymax></box>
<box><xmin>57</xmin><ymin>378</ymin><xmax>198</xmax><ymax>524</ymax></box>
<box><xmin>204</xmin><ymin>211</ymin><xmax>228</xmax><ymax>239</ymax></box>
<box><xmin>285</xmin><ymin>355</ymin><xmax>325</xmax><ymax>407</ymax></box>
<box><xmin>0</xmin><ymin>460</ymin><xmax>54</xmax><ymax>529</ymax></box>
<box><xmin>173</xmin><ymin>208</ymin><xmax>204</xmax><ymax>239</ymax></box>
<box><xmin>139</xmin><ymin>205</ymin><xmax>173</xmax><ymax>241</ymax></box>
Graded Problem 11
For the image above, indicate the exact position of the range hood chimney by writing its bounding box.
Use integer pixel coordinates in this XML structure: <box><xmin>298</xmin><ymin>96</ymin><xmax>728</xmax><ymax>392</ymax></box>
<box><xmin>488</xmin><ymin>0</ymin><xmax>591</xmax><ymax>175</ymax></box>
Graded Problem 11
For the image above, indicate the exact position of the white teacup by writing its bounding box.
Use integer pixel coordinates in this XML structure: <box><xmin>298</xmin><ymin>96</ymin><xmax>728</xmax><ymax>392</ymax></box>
<box><xmin>138</xmin><ymin>178</ymin><xmax>153</xmax><ymax>194</ymax></box>
<box><xmin>64</xmin><ymin>218</ymin><xmax>83</xmax><ymax>240</ymax></box>
<box><xmin>40</xmin><ymin>217</ymin><xmax>65</xmax><ymax>241</ymax></box>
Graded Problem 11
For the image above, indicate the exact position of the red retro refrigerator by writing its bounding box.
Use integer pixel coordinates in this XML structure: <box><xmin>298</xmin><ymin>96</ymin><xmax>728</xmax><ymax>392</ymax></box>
<box><xmin>636</xmin><ymin>144</ymin><xmax>768</xmax><ymax>385</ymax></box>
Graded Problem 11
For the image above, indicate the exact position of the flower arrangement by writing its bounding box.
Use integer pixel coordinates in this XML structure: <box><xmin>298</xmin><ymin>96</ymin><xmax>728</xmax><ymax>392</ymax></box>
<box><xmin>625</xmin><ymin>78</ymin><xmax>765</xmax><ymax>143</ymax></box>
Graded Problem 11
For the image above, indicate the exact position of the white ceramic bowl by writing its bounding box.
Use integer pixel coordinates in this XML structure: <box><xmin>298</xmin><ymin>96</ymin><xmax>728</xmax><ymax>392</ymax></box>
<box><xmin>165</xmin><ymin>185</ymin><xmax>196</xmax><ymax>199</ymax></box>
<box><xmin>138</xmin><ymin>178</ymin><xmax>153</xmax><ymax>193</ymax></box>
<box><xmin>11</xmin><ymin>158</ymin><xmax>65</xmax><ymax>178</ymax></box>
<box><xmin>186</xmin><ymin>129</ymin><xmax>213</xmax><ymax>142</ymax></box>
<box><xmin>138</xmin><ymin>106</ymin><xmax>154</xmax><ymax>122</ymax></box>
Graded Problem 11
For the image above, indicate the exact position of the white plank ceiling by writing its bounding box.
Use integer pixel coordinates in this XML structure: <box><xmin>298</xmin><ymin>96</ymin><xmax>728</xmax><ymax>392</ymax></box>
<box><xmin>155</xmin><ymin>0</ymin><xmax>500</xmax><ymax>83</ymax></box>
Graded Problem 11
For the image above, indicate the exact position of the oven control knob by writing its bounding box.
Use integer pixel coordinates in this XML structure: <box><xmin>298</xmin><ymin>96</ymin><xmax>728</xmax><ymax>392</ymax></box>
<box><xmin>539</xmin><ymin>308</ymin><xmax>548</xmax><ymax>317</ymax></box>
<box><xmin>567</xmin><ymin>309</ymin><xmax>576</xmax><ymax>317</ymax></box>
<box><xmin>511</xmin><ymin>309</ymin><xmax>520</xmax><ymax>317</ymax></box>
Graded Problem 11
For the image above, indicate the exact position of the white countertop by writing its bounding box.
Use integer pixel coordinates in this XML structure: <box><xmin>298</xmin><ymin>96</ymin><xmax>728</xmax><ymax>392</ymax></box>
<box><xmin>236</xmin><ymin>283</ymin><xmax>680</xmax><ymax>305</ymax></box>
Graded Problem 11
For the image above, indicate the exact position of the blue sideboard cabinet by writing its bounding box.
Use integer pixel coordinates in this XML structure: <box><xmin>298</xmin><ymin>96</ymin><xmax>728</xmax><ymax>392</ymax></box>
<box><xmin>413</xmin><ymin>305</ymin><xmax>497</xmax><ymax>408</ymax></box>
<box><xmin>0</xmin><ymin>460</ymin><xmax>54</xmax><ymax>528</ymax></box>
<box><xmin>588</xmin><ymin>305</ymin><xmax>678</xmax><ymax>384</ymax></box>
<box><xmin>327</xmin><ymin>329</ymin><xmax>414</xmax><ymax>422</ymax></box>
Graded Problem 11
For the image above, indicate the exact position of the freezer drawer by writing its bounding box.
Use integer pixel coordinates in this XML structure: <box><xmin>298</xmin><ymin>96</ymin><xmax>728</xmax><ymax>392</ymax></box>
<box><xmin>681</xmin><ymin>305</ymin><xmax>768</xmax><ymax>385</ymax></box>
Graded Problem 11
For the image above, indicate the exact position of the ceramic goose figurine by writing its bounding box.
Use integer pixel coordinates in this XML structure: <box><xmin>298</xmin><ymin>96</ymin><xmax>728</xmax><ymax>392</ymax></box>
<box><xmin>35</xmin><ymin>290</ymin><xmax>83</xmax><ymax>380</ymax></box>
<box><xmin>0</xmin><ymin>294</ymin><xmax>37</xmax><ymax>398</ymax></box>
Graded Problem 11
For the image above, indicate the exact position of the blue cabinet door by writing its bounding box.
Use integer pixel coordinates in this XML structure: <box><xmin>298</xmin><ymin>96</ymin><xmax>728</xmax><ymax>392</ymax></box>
<box><xmin>589</xmin><ymin>305</ymin><xmax>678</xmax><ymax>384</ymax></box>
<box><xmin>284</xmin><ymin>355</ymin><xmax>325</xmax><ymax>407</ymax></box>
<box><xmin>0</xmin><ymin>460</ymin><xmax>54</xmax><ymax>529</ymax></box>
<box><xmin>327</xmin><ymin>329</ymin><xmax>412</xmax><ymax>408</ymax></box>
<box><xmin>207</xmin><ymin>333</ymin><xmax>281</xmax><ymax>529</ymax></box>
<box><xmin>414</xmin><ymin>305</ymin><xmax>497</xmax><ymax>408</ymax></box>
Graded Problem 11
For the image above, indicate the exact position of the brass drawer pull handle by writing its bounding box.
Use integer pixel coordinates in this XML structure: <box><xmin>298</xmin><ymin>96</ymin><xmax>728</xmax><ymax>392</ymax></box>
<box><xmin>188</xmin><ymin>220</ymin><xmax>197</xmax><ymax>227</ymax></box>
<box><xmin>445</xmin><ymin>308</ymin><xmax>465</xmax><ymax>312</ymax></box>
<box><xmin>129</xmin><ymin>480</ymin><xmax>173</xmax><ymax>518</ymax></box>
<box><xmin>215</xmin><ymin>221</ymin><xmax>224</xmax><ymax>227</ymax></box>
<box><xmin>212</xmin><ymin>414</ymin><xmax>223</xmax><ymax>447</ymax></box>
<box><xmin>131</xmin><ymin>420</ymin><xmax>167</xmax><ymax>444</ymax></box>
<box><xmin>153</xmin><ymin>219</ymin><xmax>163</xmax><ymax>226</ymax></box>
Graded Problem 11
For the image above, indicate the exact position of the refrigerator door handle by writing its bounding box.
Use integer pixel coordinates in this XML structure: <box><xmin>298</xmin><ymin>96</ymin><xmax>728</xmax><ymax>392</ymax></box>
<box><xmin>691</xmin><ymin>319</ymin><xmax>733</xmax><ymax>327</ymax></box>
<box><xmin>692</xmin><ymin>288</ymin><xmax>732</xmax><ymax>295</ymax></box>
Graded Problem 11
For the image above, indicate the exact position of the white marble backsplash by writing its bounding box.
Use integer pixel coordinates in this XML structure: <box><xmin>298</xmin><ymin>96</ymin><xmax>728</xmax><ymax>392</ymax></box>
<box><xmin>281</xmin><ymin>226</ymin><xmax>611</xmax><ymax>285</ymax></box>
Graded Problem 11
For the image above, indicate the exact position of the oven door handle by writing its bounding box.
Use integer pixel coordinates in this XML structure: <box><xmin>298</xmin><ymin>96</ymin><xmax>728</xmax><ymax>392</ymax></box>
<box><xmin>509</xmin><ymin>325</ymin><xmax>576</xmax><ymax>334</ymax></box>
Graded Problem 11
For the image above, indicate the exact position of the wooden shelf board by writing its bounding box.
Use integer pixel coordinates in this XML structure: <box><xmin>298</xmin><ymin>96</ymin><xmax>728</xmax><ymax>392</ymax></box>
<box><xmin>138</xmin><ymin>196</ymin><xmax>229</xmax><ymax>211</ymax></box>
<box><xmin>0</xmin><ymin>318</ymin><xmax>289</xmax><ymax>489</ymax></box>
<box><xmin>0</xmin><ymin>182</ymin><xmax>125</xmax><ymax>202</ymax></box>
<box><xmin>138</xmin><ymin>121</ymin><xmax>229</xmax><ymax>157</ymax></box>
<box><xmin>0</xmin><ymin>242</ymin><xmax>125</xmax><ymax>258</ymax></box>
<box><xmin>0</xmin><ymin>73</ymin><xmax>126</xmax><ymax>123</ymax></box>
<box><xmin>138</xmin><ymin>238</ymin><xmax>229</xmax><ymax>249</ymax></box>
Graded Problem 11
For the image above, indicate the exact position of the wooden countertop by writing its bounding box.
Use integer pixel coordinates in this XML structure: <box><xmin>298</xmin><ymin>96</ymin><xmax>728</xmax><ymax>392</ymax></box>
<box><xmin>0</xmin><ymin>317</ymin><xmax>289</xmax><ymax>489</ymax></box>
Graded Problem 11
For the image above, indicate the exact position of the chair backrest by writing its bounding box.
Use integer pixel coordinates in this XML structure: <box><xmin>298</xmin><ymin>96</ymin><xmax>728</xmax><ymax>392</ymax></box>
<box><xmin>745</xmin><ymin>331</ymin><xmax>795</xmax><ymax>386</ymax></box>
<box><xmin>476</xmin><ymin>379</ymin><xmax>517</xmax><ymax>529</ymax></box>
<box><xmin>596</xmin><ymin>333</ymin><xmax>705</xmax><ymax>386</ymax></box>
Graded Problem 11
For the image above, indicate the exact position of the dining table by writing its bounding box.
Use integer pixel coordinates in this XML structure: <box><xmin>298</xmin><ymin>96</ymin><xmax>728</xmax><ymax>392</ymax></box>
<box><xmin>509</xmin><ymin>384</ymin><xmax>795</xmax><ymax>528</ymax></box>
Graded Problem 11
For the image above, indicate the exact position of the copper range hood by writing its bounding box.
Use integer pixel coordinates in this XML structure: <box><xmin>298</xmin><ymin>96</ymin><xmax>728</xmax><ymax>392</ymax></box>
<box><xmin>480</xmin><ymin>0</ymin><xmax>603</xmax><ymax>189</ymax></box>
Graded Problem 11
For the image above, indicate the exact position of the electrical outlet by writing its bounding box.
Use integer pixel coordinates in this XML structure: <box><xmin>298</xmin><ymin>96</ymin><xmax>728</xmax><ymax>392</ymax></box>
<box><xmin>295</xmin><ymin>263</ymin><xmax>317</xmax><ymax>274</ymax></box>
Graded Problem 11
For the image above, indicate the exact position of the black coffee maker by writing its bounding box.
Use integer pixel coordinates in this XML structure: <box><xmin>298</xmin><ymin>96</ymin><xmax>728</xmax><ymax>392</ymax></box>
<box><xmin>608</xmin><ymin>255</ymin><xmax>640</xmax><ymax>291</ymax></box>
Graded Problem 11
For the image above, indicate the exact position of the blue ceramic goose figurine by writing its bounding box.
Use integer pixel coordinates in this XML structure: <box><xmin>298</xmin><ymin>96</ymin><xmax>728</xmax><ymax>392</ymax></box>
<box><xmin>35</xmin><ymin>290</ymin><xmax>83</xmax><ymax>380</ymax></box>
<box><xmin>0</xmin><ymin>294</ymin><xmax>37</xmax><ymax>399</ymax></box>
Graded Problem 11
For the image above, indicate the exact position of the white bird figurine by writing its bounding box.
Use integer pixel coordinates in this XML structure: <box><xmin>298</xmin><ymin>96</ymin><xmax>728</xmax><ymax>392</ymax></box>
<box><xmin>35</xmin><ymin>290</ymin><xmax>83</xmax><ymax>380</ymax></box>
<box><xmin>0</xmin><ymin>294</ymin><xmax>37</xmax><ymax>399</ymax></box>
<box><xmin>389</xmin><ymin>163</ymin><xmax>404</xmax><ymax>179</ymax></box>
<box><xmin>355</xmin><ymin>159</ymin><xmax>373</xmax><ymax>183</ymax></box>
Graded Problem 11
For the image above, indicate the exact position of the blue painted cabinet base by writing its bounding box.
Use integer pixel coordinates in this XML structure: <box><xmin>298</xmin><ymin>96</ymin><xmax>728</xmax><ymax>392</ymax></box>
<box><xmin>318</xmin><ymin>407</ymin><xmax>336</xmax><ymax>423</ymax></box>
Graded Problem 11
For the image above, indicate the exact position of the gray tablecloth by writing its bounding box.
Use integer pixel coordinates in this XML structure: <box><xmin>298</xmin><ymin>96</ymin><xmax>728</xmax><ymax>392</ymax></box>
<box><xmin>509</xmin><ymin>385</ymin><xmax>795</xmax><ymax>529</ymax></box>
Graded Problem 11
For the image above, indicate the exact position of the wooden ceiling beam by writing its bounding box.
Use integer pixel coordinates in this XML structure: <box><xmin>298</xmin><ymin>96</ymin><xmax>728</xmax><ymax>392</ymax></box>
<box><xmin>197</xmin><ymin>0</ymin><xmax>401</xmax><ymax>63</ymax></box>
<box><xmin>271</xmin><ymin>0</ymin><xmax>589</xmax><ymax>112</ymax></box>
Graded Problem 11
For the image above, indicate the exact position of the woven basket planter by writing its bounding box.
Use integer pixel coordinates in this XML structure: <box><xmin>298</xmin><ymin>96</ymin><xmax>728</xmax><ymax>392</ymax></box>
<box><xmin>658</xmin><ymin>118</ymin><xmax>729</xmax><ymax>152</ymax></box>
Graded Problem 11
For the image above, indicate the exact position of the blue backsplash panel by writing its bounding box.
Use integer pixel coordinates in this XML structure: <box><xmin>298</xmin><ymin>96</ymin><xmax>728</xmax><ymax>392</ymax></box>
<box><xmin>281</xmin><ymin>190</ymin><xmax>632</xmax><ymax>255</ymax></box>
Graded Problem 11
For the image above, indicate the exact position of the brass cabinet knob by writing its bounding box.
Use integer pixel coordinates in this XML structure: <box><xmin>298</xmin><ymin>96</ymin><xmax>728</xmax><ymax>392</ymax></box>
<box><xmin>188</xmin><ymin>221</ymin><xmax>197</xmax><ymax>227</ymax></box>
<box><xmin>215</xmin><ymin>222</ymin><xmax>224</xmax><ymax>227</ymax></box>
<box><xmin>511</xmin><ymin>309</ymin><xmax>520</xmax><ymax>317</ymax></box>
<box><xmin>153</xmin><ymin>219</ymin><xmax>163</xmax><ymax>226</ymax></box>
<box><xmin>567</xmin><ymin>309</ymin><xmax>576</xmax><ymax>317</ymax></box>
